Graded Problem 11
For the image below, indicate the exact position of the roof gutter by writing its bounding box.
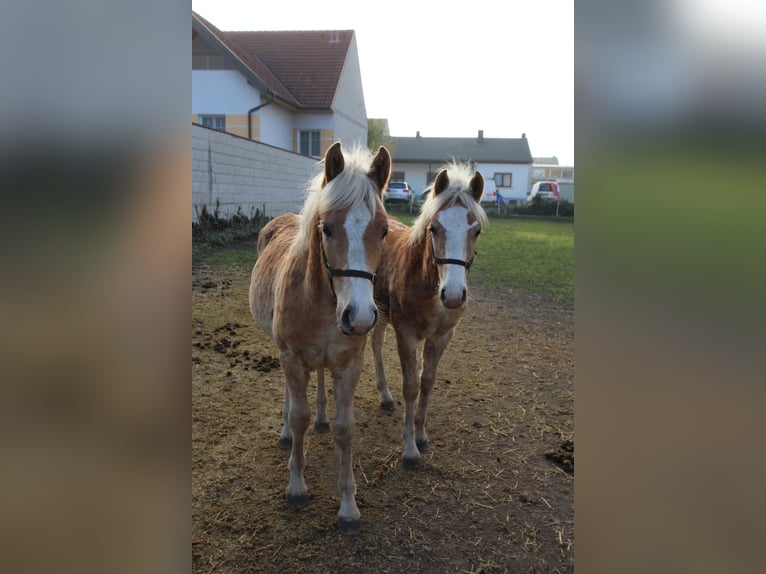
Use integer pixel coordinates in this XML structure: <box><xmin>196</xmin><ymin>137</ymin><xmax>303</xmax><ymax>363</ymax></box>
<box><xmin>248</xmin><ymin>93</ymin><xmax>275</xmax><ymax>140</ymax></box>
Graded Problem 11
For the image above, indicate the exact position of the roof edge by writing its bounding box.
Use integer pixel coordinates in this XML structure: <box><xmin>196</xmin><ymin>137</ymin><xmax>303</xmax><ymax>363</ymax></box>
<box><xmin>193</xmin><ymin>12</ymin><xmax>297</xmax><ymax>107</ymax></box>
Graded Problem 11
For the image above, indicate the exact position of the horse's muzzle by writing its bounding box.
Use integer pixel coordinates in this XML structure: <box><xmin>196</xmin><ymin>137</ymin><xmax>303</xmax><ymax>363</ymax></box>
<box><xmin>340</xmin><ymin>304</ymin><xmax>378</xmax><ymax>335</ymax></box>
<box><xmin>440</xmin><ymin>286</ymin><xmax>467</xmax><ymax>309</ymax></box>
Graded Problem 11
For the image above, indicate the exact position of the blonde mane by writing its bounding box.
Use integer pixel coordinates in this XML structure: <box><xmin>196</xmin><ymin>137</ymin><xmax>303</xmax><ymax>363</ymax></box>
<box><xmin>409</xmin><ymin>162</ymin><xmax>488</xmax><ymax>246</ymax></box>
<box><xmin>294</xmin><ymin>146</ymin><xmax>384</xmax><ymax>252</ymax></box>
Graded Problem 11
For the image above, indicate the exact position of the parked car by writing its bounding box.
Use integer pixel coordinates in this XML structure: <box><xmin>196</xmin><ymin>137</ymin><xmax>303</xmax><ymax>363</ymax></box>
<box><xmin>480</xmin><ymin>180</ymin><xmax>498</xmax><ymax>204</ymax></box>
<box><xmin>384</xmin><ymin>180</ymin><xmax>414</xmax><ymax>203</ymax></box>
<box><xmin>527</xmin><ymin>181</ymin><xmax>561</xmax><ymax>204</ymax></box>
<box><xmin>412</xmin><ymin>188</ymin><xmax>430</xmax><ymax>206</ymax></box>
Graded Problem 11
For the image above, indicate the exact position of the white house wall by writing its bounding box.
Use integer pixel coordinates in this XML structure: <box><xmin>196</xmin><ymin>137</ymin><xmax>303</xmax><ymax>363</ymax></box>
<box><xmin>331</xmin><ymin>35</ymin><xmax>368</xmax><ymax>148</ymax></box>
<box><xmin>390</xmin><ymin>163</ymin><xmax>431</xmax><ymax>194</ymax></box>
<box><xmin>192</xmin><ymin>70</ymin><xmax>262</xmax><ymax>114</ymax></box>
<box><xmin>475</xmin><ymin>163</ymin><xmax>531</xmax><ymax>203</ymax></box>
<box><xmin>259</xmin><ymin>104</ymin><xmax>294</xmax><ymax>151</ymax></box>
<box><xmin>391</xmin><ymin>162</ymin><xmax>531</xmax><ymax>202</ymax></box>
<box><xmin>293</xmin><ymin>112</ymin><xmax>334</xmax><ymax>132</ymax></box>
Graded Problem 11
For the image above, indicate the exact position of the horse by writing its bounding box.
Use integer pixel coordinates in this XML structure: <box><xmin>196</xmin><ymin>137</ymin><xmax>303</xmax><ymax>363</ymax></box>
<box><xmin>370</xmin><ymin>163</ymin><xmax>486</xmax><ymax>468</ymax></box>
<box><xmin>248</xmin><ymin>142</ymin><xmax>391</xmax><ymax>535</ymax></box>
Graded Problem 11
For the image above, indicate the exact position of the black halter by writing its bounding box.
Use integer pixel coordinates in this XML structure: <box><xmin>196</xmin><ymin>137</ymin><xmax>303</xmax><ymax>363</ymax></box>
<box><xmin>432</xmin><ymin>242</ymin><xmax>475</xmax><ymax>271</ymax></box>
<box><xmin>321</xmin><ymin>239</ymin><xmax>377</xmax><ymax>286</ymax></box>
<box><xmin>434</xmin><ymin>256</ymin><xmax>474</xmax><ymax>270</ymax></box>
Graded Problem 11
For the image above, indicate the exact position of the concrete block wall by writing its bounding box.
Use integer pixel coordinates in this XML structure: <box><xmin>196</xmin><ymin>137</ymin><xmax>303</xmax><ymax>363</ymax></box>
<box><xmin>192</xmin><ymin>124</ymin><xmax>317</xmax><ymax>222</ymax></box>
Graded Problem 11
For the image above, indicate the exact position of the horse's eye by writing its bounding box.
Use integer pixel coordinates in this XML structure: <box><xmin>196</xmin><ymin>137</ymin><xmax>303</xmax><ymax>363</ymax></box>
<box><xmin>476</xmin><ymin>228</ymin><xmax>482</xmax><ymax>237</ymax></box>
<box><xmin>429</xmin><ymin>224</ymin><xmax>438</xmax><ymax>236</ymax></box>
<box><xmin>322</xmin><ymin>223</ymin><xmax>332</xmax><ymax>238</ymax></box>
<box><xmin>382</xmin><ymin>226</ymin><xmax>388</xmax><ymax>239</ymax></box>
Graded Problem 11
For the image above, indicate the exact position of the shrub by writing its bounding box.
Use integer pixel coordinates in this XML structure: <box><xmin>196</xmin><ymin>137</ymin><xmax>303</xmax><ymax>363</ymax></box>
<box><xmin>512</xmin><ymin>197</ymin><xmax>574</xmax><ymax>217</ymax></box>
<box><xmin>192</xmin><ymin>201</ymin><xmax>271</xmax><ymax>251</ymax></box>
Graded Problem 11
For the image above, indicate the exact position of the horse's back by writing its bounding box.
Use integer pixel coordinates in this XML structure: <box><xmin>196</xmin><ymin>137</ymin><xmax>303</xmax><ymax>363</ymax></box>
<box><xmin>249</xmin><ymin>213</ymin><xmax>301</xmax><ymax>339</ymax></box>
<box><xmin>257</xmin><ymin>213</ymin><xmax>300</xmax><ymax>253</ymax></box>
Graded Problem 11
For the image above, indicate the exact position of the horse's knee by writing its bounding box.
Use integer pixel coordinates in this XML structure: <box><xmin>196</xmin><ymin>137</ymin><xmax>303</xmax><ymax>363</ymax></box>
<box><xmin>289</xmin><ymin>409</ymin><xmax>310</xmax><ymax>430</ymax></box>
<box><xmin>333</xmin><ymin>422</ymin><xmax>354</xmax><ymax>448</ymax></box>
<box><xmin>402</xmin><ymin>384</ymin><xmax>419</xmax><ymax>402</ymax></box>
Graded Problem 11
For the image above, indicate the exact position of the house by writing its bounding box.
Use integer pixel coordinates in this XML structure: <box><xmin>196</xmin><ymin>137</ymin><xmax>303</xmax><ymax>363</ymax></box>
<box><xmin>192</xmin><ymin>11</ymin><xmax>369</xmax><ymax>157</ymax></box>
<box><xmin>388</xmin><ymin>131</ymin><xmax>533</xmax><ymax>204</ymax></box>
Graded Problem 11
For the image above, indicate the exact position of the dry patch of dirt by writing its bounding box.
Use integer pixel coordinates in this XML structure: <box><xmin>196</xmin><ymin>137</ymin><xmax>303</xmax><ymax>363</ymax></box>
<box><xmin>193</xmin><ymin>238</ymin><xmax>574</xmax><ymax>573</ymax></box>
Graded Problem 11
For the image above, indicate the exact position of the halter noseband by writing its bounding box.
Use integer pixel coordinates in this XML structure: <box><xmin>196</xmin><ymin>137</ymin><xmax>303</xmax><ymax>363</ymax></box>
<box><xmin>434</xmin><ymin>256</ymin><xmax>474</xmax><ymax>270</ymax></box>
<box><xmin>431</xmin><ymin>241</ymin><xmax>475</xmax><ymax>271</ymax></box>
<box><xmin>321</xmin><ymin>239</ymin><xmax>377</xmax><ymax>285</ymax></box>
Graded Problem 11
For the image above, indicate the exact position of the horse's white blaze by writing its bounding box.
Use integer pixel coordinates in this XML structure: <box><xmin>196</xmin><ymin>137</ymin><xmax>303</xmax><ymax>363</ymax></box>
<box><xmin>338</xmin><ymin>204</ymin><xmax>376</xmax><ymax>330</ymax></box>
<box><xmin>437</xmin><ymin>205</ymin><xmax>471</xmax><ymax>303</ymax></box>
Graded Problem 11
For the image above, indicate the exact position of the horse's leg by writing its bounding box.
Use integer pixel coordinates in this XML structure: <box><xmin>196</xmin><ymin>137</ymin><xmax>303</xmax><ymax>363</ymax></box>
<box><xmin>314</xmin><ymin>369</ymin><xmax>330</xmax><ymax>432</ymax></box>
<box><xmin>394</xmin><ymin>327</ymin><xmax>422</xmax><ymax>468</ymax></box>
<box><xmin>372</xmin><ymin>320</ymin><xmax>395</xmax><ymax>410</ymax></box>
<box><xmin>277</xmin><ymin>381</ymin><xmax>292</xmax><ymax>449</ymax></box>
<box><xmin>331</xmin><ymin>362</ymin><xmax>363</xmax><ymax>535</ymax></box>
<box><xmin>281</xmin><ymin>355</ymin><xmax>311</xmax><ymax>507</ymax></box>
<box><xmin>415</xmin><ymin>330</ymin><xmax>454</xmax><ymax>453</ymax></box>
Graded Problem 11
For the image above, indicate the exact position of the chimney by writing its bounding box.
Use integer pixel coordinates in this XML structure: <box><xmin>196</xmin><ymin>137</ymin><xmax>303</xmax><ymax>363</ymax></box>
<box><xmin>416</xmin><ymin>131</ymin><xmax>421</xmax><ymax>138</ymax></box>
<box><xmin>522</xmin><ymin>132</ymin><xmax>526</xmax><ymax>139</ymax></box>
<box><xmin>478</xmin><ymin>129</ymin><xmax>484</xmax><ymax>141</ymax></box>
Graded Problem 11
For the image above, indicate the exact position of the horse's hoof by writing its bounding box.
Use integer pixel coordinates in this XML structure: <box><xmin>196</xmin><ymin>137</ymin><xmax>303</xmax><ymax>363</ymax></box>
<box><xmin>416</xmin><ymin>439</ymin><xmax>429</xmax><ymax>452</ymax></box>
<box><xmin>314</xmin><ymin>421</ymin><xmax>330</xmax><ymax>433</ymax></box>
<box><xmin>380</xmin><ymin>400</ymin><xmax>395</xmax><ymax>412</ymax></box>
<box><xmin>285</xmin><ymin>492</ymin><xmax>309</xmax><ymax>508</ymax></box>
<box><xmin>337</xmin><ymin>517</ymin><xmax>361</xmax><ymax>536</ymax></box>
<box><xmin>277</xmin><ymin>437</ymin><xmax>292</xmax><ymax>450</ymax></box>
<box><xmin>403</xmin><ymin>456</ymin><xmax>421</xmax><ymax>470</ymax></box>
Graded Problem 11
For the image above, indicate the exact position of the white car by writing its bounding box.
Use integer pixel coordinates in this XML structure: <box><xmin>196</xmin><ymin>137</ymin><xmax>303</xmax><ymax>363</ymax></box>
<box><xmin>480</xmin><ymin>180</ymin><xmax>498</xmax><ymax>204</ymax></box>
<box><xmin>384</xmin><ymin>181</ymin><xmax>413</xmax><ymax>203</ymax></box>
<box><xmin>527</xmin><ymin>181</ymin><xmax>561</xmax><ymax>204</ymax></box>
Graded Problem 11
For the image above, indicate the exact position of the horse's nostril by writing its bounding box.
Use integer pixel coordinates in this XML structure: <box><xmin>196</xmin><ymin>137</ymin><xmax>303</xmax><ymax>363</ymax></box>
<box><xmin>341</xmin><ymin>307</ymin><xmax>353</xmax><ymax>331</ymax></box>
<box><xmin>461</xmin><ymin>289</ymin><xmax>466</xmax><ymax>304</ymax></box>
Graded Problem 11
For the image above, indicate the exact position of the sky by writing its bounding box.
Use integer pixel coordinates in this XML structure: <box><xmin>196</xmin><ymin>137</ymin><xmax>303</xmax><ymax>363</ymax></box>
<box><xmin>191</xmin><ymin>0</ymin><xmax>574</xmax><ymax>165</ymax></box>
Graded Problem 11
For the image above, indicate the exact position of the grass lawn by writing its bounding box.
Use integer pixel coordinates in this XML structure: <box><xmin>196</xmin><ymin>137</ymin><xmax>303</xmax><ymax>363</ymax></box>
<box><xmin>394</xmin><ymin>214</ymin><xmax>573</xmax><ymax>304</ymax></box>
<box><xmin>194</xmin><ymin>214</ymin><xmax>574</xmax><ymax>306</ymax></box>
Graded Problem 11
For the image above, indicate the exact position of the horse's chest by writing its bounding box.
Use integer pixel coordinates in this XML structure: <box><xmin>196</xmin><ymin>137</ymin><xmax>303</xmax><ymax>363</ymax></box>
<box><xmin>276</xmin><ymin>318</ymin><xmax>363</xmax><ymax>370</ymax></box>
<box><xmin>395</xmin><ymin>300</ymin><xmax>462</xmax><ymax>339</ymax></box>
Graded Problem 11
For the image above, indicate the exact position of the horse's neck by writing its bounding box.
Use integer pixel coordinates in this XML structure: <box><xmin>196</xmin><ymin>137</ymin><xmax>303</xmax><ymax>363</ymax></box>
<box><xmin>406</xmin><ymin>234</ymin><xmax>438</xmax><ymax>289</ymax></box>
<box><xmin>303</xmin><ymin>233</ymin><xmax>335</xmax><ymax>302</ymax></box>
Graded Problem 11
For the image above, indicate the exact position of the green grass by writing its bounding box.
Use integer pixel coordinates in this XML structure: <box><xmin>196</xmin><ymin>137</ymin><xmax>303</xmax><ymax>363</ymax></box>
<box><xmin>201</xmin><ymin>244</ymin><xmax>259</xmax><ymax>269</ymax></box>
<box><xmin>195</xmin><ymin>214</ymin><xmax>573</xmax><ymax>305</ymax></box>
<box><xmin>472</xmin><ymin>218</ymin><xmax>573</xmax><ymax>303</ymax></box>
<box><xmin>390</xmin><ymin>212</ymin><xmax>573</xmax><ymax>304</ymax></box>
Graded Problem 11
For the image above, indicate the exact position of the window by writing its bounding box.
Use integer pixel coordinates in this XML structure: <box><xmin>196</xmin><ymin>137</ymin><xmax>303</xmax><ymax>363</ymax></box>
<box><xmin>199</xmin><ymin>115</ymin><xmax>226</xmax><ymax>131</ymax></box>
<box><xmin>298</xmin><ymin>130</ymin><xmax>321</xmax><ymax>157</ymax></box>
<box><xmin>494</xmin><ymin>173</ymin><xmax>512</xmax><ymax>187</ymax></box>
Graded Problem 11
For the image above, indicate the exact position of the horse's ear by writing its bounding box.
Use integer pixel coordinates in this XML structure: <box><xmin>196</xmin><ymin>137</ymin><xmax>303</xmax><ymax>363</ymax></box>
<box><xmin>433</xmin><ymin>169</ymin><xmax>449</xmax><ymax>196</ymax></box>
<box><xmin>323</xmin><ymin>142</ymin><xmax>344</xmax><ymax>184</ymax></box>
<box><xmin>368</xmin><ymin>146</ymin><xmax>392</xmax><ymax>194</ymax></box>
<box><xmin>469</xmin><ymin>171</ymin><xmax>484</xmax><ymax>202</ymax></box>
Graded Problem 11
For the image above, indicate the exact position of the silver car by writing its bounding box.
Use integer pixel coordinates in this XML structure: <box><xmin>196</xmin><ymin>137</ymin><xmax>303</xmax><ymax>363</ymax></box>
<box><xmin>384</xmin><ymin>180</ymin><xmax>413</xmax><ymax>203</ymax></box>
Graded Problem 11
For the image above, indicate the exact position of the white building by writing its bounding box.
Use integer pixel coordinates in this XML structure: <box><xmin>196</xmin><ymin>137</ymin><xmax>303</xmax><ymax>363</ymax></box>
<box><xmin>192</xmin><ymin>11</ymin><xmax>368</xmax><ymax>157</ymax></box>
<box><xmin>388</xmin><ymin>131</ymin><xmax>533</xmax><ymax>204</ymax></box>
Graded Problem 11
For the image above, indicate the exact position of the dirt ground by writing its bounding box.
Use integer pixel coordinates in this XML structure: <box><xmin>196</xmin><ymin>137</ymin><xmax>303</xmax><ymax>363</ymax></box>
<box><xmin>192</xmin><ymin>237</ymin><xmax>574</xmax><ymax>573</ymax></box>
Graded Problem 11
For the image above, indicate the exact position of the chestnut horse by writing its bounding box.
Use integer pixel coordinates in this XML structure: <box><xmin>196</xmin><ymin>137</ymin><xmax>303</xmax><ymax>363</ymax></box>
<box><xmin>371</xmin><ymin>163</ymin><xmax>486</xmax><ymax>468</ymax></box>
<box><xmin>249</xmin><ymin>142</ymin><xmax>391</xmax><ymax>535</ymax></box>
<box><xmin>315</xmin><ymin>163</ymin><xmax>487</xmax><ymax>469</ymax></box>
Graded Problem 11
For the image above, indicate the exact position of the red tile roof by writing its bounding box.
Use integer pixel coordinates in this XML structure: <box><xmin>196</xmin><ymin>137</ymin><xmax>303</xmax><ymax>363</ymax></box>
<box><xmin>193</xmin><ymin>12</ymin><xmax>353</xmax><ymax>110</ymax></box>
